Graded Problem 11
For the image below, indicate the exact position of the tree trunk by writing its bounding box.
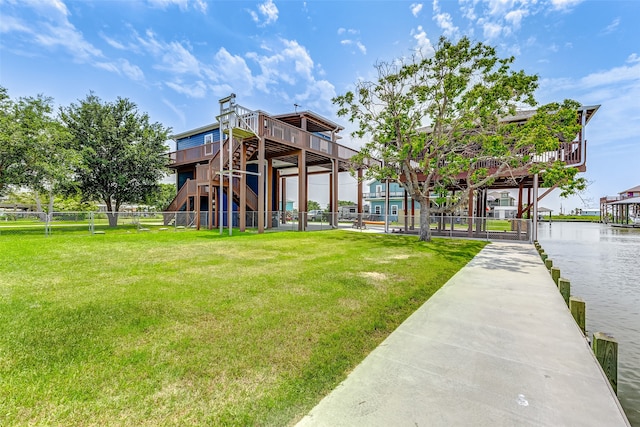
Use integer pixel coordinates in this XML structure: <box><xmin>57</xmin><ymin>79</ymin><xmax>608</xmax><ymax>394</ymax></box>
<box><xmin>106</xmin><ymin>212</ymin><xmax>118</xmax><ymax>227</ymax></box>
<box><xmin>418</xmin><ymin>201</ymin><xmax>431</xmax><ymax>242</ymax></box>
<box><xmin>47</xmin><ymin>191</ymin><xmax>54</xmax><ymax>217</ymax></box>
<box><xmin>105</xmin><ymin>198</ymin><xmax>119</xmax><ymax>227</ymax></box>
<box><xmin>34</xmin><ymin>193</ymin><xmax>47</xmax><ymax>222</ymax></box>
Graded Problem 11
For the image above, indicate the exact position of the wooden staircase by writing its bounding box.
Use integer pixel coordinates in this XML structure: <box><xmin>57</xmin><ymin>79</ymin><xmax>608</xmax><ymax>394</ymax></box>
<box><xmin>164</xmin><ymin>138</ymin><xmax>259</xmax><ymax>224</ymax></box>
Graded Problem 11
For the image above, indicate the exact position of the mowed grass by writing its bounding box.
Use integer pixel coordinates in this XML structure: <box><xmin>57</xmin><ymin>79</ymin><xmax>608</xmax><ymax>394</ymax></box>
<box><xmin>0</xmin><ymin>229</ymin><xmax>485</xmax><ymax>426</ymax></box>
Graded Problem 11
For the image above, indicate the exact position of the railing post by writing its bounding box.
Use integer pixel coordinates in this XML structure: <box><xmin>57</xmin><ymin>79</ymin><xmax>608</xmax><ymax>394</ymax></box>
<box><xmin>592</xmin><ymin>332</ymin><xmax>618</xmax><ymax>394</ymax></box>
<box><xmin>569</xmin><ymin>297</ymin><xmax>586</xmax><ymax>335</ymax></box>
<box><xmin>551</xmin><ymin>266</ymin><xmax>560</xmax><ymax>286</ymax></box>
<box><xmin>558</xmin><ymin>278</ymin><xmax>570</xmax><ymax>307</ymax></box>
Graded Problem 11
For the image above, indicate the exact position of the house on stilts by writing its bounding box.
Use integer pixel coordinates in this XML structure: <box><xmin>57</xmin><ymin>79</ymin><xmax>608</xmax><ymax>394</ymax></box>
<box><xmin>164</xmin><ymin>94</ymin><xmax>373</xmax><ymax>233</ymax></box>
<box><xmin>372</xmin><ymin>104</ymin><xmax>601</xmax><ymax>240</ymax></box>
<box><xmin>164</xmin><ymin>95</ymin><xmax>600</xmax><ymax>241</ymax></box>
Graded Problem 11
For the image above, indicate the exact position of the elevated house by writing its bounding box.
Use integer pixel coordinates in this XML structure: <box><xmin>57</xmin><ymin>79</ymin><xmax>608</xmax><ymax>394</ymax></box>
<box><xmin>600</xmin><ymin>184</ymin><xmax>640</xmax><ymax>226</ymax></box>
<box><xmin>411</xmin><ymin>106</ymin><xmax>599</xmax><ymax>220</ymax></box>
<box><xmin>165</xmin><ymin>94</ymin><xmax>373</xmax><ymax>232</ymax></box>
<box><xmin>364</xmin><ymin>105</ymin><xmax>600</xmax><ymax>239</ymax></box>
<box><xmin>165</xmin><ymin>96</ymin><xmax>599</xmax><ymax>239</ymax></box>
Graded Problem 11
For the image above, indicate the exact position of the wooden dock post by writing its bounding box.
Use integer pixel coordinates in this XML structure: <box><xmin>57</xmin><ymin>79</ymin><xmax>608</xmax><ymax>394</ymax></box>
<box><xmin>592</xmin><ymin>332</ymin><xmax>618</xmax><ymax>394</ymax></box>
<box><xmin>551</xmin><ymin>267</ymin><xmax>560</xmax><ymax>285</ymax></box>
<box><xmin>545</xmin><ymin>258</ymin><xmax>553</xmax><ymax>270</ymax></box>
<box><xmin>569</xmin><ymin>297</ymin><xmax>586</xmax><ymax>335</ymax></box>
<box><xmin>541</xmin><ymin>252</ymin><xmax>548</xmax><ymax>262</ymax></box>
<box><xmin>558</xmin><ymin>278</ymin><xmax>570</xmax><ymax>307</ymax></box>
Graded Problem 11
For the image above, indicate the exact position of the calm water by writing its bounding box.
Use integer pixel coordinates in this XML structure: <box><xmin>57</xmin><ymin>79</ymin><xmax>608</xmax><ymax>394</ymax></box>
<box><xmin>538</xmin><ymin>222</ymin><xmax>640</xmax><ymax>425</ymax></box>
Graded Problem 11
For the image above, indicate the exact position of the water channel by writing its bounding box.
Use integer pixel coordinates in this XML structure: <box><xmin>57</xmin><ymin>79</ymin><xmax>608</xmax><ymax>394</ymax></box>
<box><xmin>537</xmin><ymin>221</ymin><xmax>640</xmax><ymax>425</ymax></box>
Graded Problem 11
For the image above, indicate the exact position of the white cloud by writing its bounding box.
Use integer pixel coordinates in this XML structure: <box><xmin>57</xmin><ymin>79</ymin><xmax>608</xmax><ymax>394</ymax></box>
<box><xmin>356</xmin><ymin>41</ymin><xmax>367</xmax><ymax>55</ymax></box>
<box><xmin>410</xmin><ymin>3</ymin><xmax>423</xmax><ymax>17</ymax></box>
<box><xmin>94</xmin><ymin>58</ymin><xmax>144</xmax><ymax>81</ymax></box>
<box><xmin>162</xmin><ymin>98</ymin><xmax>186</xmax><ymax>128</ymax></box>
<box><xmin>135</xmin><ymin>30</ymin><xmax>201</xmax><ymax>76</ymax></box>
<box><xmin>250</xmin><ymin>0</ymin><xmax>279</xmax><ymax>26</ymax></box>
<box><xmin>411</xmin><ymin>25</ymin><xmax>434</xmax><ymax>56</ymax></box>
<box><xmin>159</xmin><ymin>41</ymin><xmax>201</xmax><ymax>75</ymax></box>
<box><xmin>340</xmin><ymin>39</ymin><xmax>367</xmax><ymax>55</ymax></box>
<box><xmin>100</xmin><ymin>33</ymin><xmax>126</xmax><ymax>50</ymax></box>
<box><xmin>432</xmin><ymin>0</ymin><xmax>458</xmax><ymax>38</ymax></box>
<box><xmin>505</xmin><ymin>9</ymin><xmax>528</xmax><ymax>30</ymax></box>
<box><xmin>293</xmin><ymin>79</ymin><xmax>337</xmax><ymax>113</ymax></box>
<box><xmin>206</xmin><ymin>47</ymin><xmax>255</xmax><ymax>97</ymax></box>
<box><xmin>1</xmin><ymin>1</ymin><xmax>103</xmax><ymax>63</ymax></box>
<box><xmin>459</xmin><ymin>0</ymin><xmax>478</xmax><ymax>21</ymax></box>
<box><xmin>480</xmin><ymin>20</ymin><xmax>503</xmax><ymax>40</ymax></box>
<box><xmin>337</xmin><ymin>28</ymin><xmax>358</xmax><ymax>35</ymax></box>
<box><xmin>602</xmin><ymin>17</ymin><xmax>620</xmax><ymax>35</ymax></box>
<box><xmin>0</xmin><ymin>15</ymin><xmax>31</xmax><ymax>33</ymax></box>
<box><xmin>165</xmin><ymin>79</ymin><xmax>208</xmax><ymax>98</ymax></box>
<box><xmin>146</xmin><ymin>0</ymin><xmax>207</xmax><ymax>13</ymax></box>
<box><xmin>549</xmin><ymin>0</ymin><xmax>583</xmax><ymax>12</ymax></box>
<box><xmin>580</xmin><ymin>60</ymin><xmax>640</xmax><ymax>88</ymax></box>
<box><xmin>120</xmin><ymin>59</ymin><xmax>145</xmax><ymax>81</ymax></box>
<box><xmin>538</xmin><ymin>57</ymin><xmax>640</xmax><ymax>145</ymax></box>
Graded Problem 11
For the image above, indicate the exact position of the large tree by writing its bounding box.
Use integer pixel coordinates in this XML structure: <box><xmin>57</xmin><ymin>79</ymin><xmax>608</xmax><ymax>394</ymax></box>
<box><xmin>334</xmin><ymin>37</ymin><xmax>585</xmax><ymax>241</ymax></box>
<box><xmin>0</xmin><ymin>87</ymin><xmax>74</xmax><ymax>213</ymax></box>
<box><xmin>61</xmin><ymin>94</ymin><xmax>171</xmax><ymax>227</ymax></box>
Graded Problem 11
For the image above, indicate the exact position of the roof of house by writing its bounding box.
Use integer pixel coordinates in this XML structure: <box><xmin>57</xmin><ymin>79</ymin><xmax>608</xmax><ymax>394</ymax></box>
<box><xmin>417</xmin><ymin>105</ymin><xmax>600</xmax><ymax>134</ymax></box>
<box><xmin>621</xmin><ymin>185</ymin><xmax>640</xmax><ymax>194</ymax></box>
<box><xmin>610</xmin><ymin>196</ymin><xmax>640</xmax><ymax>205</ymax></box>
<box><xmin>171</xmin><ymin>110</ymin><xmax>344</xmax><ymax>140</ymax></box>
<box><xmin>272</xmin><ymin>110</ymin><xmax>344</xmax><ymax>134</ymax></box>
<box><xmin>171</xmin><ymin>123</ymin><xmax>219</xmax><ymax>140</ymax></box>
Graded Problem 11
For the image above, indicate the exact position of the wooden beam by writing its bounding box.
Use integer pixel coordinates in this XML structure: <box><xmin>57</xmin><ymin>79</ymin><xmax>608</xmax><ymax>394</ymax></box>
<box><xmin>267</xmin><ymin>158</ymin><xmax>273</xmax><ymax>229</ymax></box>
<box><xmin>538</xmin><ymin>183</ymin><xmax>559</xmax><ymax>202</ymax></box>
<box><xmin>331</xmin><ymin>160</ymin><xmax>339</xmax><ymax>226</ymax></box>
<box><xmin>298</xmin><ymin>149</ymin><xmax>307</xmax><ymax>231</ymax></box>
<box><xmin>258</xmin><ymin>136</ymin><xmax>265</xmax><ymax>233</ymax></box>
<box><xmin>240</xmin><ymin>142</ymin><xmax>247</xmax><ymax>232</ymax></box>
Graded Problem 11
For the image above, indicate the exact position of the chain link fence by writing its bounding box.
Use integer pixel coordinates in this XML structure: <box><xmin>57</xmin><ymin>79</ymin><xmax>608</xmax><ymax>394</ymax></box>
<box><xmin>0</xmin><ymin>210</ymin><xmax>531</xmax><ymax>242</ymax></box>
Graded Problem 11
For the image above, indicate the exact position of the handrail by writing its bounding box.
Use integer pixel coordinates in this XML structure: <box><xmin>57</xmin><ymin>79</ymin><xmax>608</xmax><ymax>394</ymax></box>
<box><xmin>192</xmin><ymin>137</ymin><xmax>258</xmax><ymax>211</ymax></box>
<box><xmin>165</xmin><ymin>179</ymin><xmax>196</xmax><ymax>212</ymax></box>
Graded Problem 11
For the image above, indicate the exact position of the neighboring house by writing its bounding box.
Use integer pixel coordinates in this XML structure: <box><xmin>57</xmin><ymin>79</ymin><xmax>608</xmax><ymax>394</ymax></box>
<box><xmin>487</xmin><ymin>191</ymin><xmax>517</xmax><ymax>219</ymax></box>
<box><xmin>280</xmin><ymin>200</ymin><xmax>294</xmax><ymax>212</ymax></box>
<box><xmin>580</xmin><ymin>208</ymin><xmax>600</xmax><ymax>216</ymax></box>
<box><xmin>487</xmin><ymin>191</ymin><xmax>515</xmax><ymax>207</ymax></box>
<box><xmin>363</xmin><ymin>180</ymin><xmax>417</xmax><ymax>222</ymax></box>
<box><xmin>600</xmin><ymin>184</ymin><xmax>640</xmax><ymax>224</ymax></box>
<box><xmin>620</xmin><ymin>185</ymin><xmax>640</xmax><ymax>199</ymax></box>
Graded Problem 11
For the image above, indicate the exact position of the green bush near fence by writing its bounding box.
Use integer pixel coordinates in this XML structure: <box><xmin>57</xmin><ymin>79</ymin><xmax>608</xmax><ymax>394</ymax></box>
<box><xmin>0</xmin><ymin>230</ymin><xmax>484</xmax><ymax>425</ymax></box>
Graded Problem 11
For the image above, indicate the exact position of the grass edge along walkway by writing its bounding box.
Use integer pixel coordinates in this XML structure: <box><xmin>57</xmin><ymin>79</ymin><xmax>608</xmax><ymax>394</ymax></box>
<box><xmin>0</xmin><ymin>229</ymin><xmax>485</xmax><ymax>426</ymax></box>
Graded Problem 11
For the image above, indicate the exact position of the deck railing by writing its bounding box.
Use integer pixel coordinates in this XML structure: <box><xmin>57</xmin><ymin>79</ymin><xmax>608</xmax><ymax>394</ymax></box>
<box><xmin>168</xmin><ymin>141</ymin><xmax>220</xmax><ymax>166</ymax></box>
<box><xmin>263</xmin><ymin>116</ymin><xmax>365</xmax><ymax>163</ymax></box>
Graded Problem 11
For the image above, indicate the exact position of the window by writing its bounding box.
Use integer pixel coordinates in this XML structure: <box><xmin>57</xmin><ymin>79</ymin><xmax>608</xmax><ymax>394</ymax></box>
<box><xmin>375</xmin><ymin>185</ymin><xmax>382</xmax><ymax>196</ymax></box>
<box><xmin>391</xmin><ymin>205</ymin><xmax>398</xmax><ymax>215</ymax></box>
<box><xmin>374</xmin><ymin>205</ymin><xmax>381</xmax><ymax>214</ymax></box>
<box><xmin>204</xmin><ymin>133</ymin><xmax>214</xmax><ymax>155</ymax></box>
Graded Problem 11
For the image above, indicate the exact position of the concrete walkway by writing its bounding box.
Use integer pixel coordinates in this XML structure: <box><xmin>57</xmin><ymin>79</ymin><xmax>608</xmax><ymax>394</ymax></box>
<box><xmin>297</xmin><ymin>242</ymin><xmax>630</xmax><ymax>426</ymax></box>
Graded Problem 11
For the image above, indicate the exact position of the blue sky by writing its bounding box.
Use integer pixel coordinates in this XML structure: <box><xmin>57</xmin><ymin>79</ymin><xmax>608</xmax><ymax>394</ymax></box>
<box><xmin>1</xmin><ymin>0</ymin><xmax>639</xmax><ymax>211</ymax></box>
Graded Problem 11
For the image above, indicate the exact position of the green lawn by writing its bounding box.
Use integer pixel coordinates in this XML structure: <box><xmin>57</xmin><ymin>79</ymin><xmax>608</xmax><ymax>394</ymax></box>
<box><xmin>0</xmin><ymin>229</ymin><xmax>485</xmax><ymax>426</ymax></box>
